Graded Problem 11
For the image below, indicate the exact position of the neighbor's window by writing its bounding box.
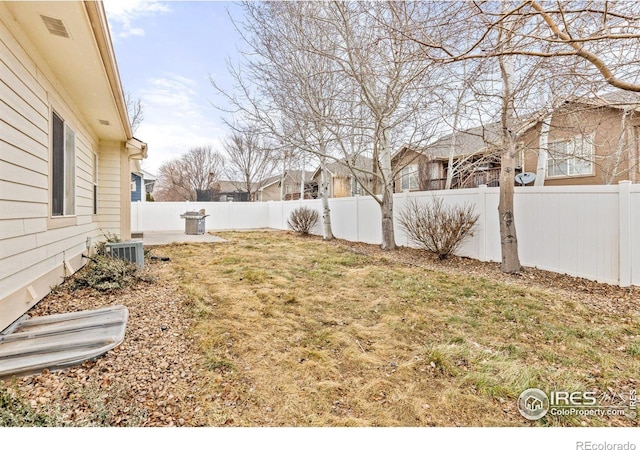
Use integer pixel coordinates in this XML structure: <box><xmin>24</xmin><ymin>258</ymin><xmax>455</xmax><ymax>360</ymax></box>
<box><xmin>635</xmin><ymin>126</ymin><xmax>640</xmax><ymax>173</ymax></box>
<box><xmin>516</xmin><ymin>142</ymin><xmax>525</xmax><ymax>170</ymax></box>
<box><xmin>547</xmin><ymin>135</ymin><xmax>594</xmax><ymax>177</ymax></box>
<box><xmin>51</xmin><ymin>111</ymin><xmax>75</xmax><ymax>216</ymax></box>
<box><xmin>350</xmin><ymin>176</ymin><xmax>364</xmax><ymax>196</ymax></box>
<box><xmin>401</xmin><ymin>164</ymin><xmax>419</xmax><ymax>190</ymax></box>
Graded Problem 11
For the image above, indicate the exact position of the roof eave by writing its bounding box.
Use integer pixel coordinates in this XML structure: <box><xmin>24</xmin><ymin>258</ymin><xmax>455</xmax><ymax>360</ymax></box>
<box><xmin>84</xmin><ymin>1</ymin><xmax>134</xmax><ymax>142</ymax></box>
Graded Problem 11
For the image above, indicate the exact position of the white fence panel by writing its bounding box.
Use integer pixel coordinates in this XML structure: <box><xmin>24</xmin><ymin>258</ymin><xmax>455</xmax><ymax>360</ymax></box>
<box><xmin>355</xmin><ymin>196</ymin><xmax>382</xmax><ymax>245</ymax></box>
<box><xmin>132</xmin><ymin>182</ymin><xmax>639</xmax><ymax>287</ymax></box>
<box><xmin>483</xmin><ymin>189</ymin><xmax>503</xmax><ymax>263</ymax></box>
<box><xmin>266</xmin><ymin>201</ymin><xmax>284</xmax><ymax>230</ymax></box>
<box><xmin>514</xmin><ymin>186</ymin><xmax>620</xmax><ymax>284</ymax></box>
<box><xmin>132</xmin><ymin>201</ymin><xmax>271</xmax><ymax>232</ymax></box>
<box><xmin>327</xmin><ymin>197</ymin><xmax>359</xmax><ymax>242</ymax></box>
<box><xmin>631</xmin><ymin>186</ymin><xmax>640</xmax><ymax>286</ymax></box>
<box><xmin>224</xmin><ymin>202</ymin><xmax>269</xmax><ymax>230</ymax></box>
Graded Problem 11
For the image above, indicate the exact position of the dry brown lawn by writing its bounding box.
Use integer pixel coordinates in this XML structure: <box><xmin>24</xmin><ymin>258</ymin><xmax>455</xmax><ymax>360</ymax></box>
<box><xmin>153</xmin><ymin>230</ymin><xmax>640</xmax><ymax>427</ymax></box>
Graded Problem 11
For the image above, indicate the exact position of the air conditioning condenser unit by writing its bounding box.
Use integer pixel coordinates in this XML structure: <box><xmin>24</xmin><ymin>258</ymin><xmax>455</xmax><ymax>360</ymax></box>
<box><xmin>104</xmin><ymin>241</ymin><xmax>144</xmax><ymax>268</ymax></box>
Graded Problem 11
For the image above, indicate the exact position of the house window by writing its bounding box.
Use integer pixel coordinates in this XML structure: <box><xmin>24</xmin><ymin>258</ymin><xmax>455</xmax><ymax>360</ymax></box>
<box><xmin>51</xmin><ymin>111</ymin><xmax>75</xmax><ymax>216</ymax></box>
<box><xmin>635</xmin><ymin>126</ymin><xmax>640</xmax><ymax>173</ymax></box>
<box><xmin>515</xmin><ymin>142</ymin><xmax>525</xmax><ymax>171</ymax></box>
<box><xmin>547</xmin><ymin>135</ymin><xmax>594</xmax><ymax>177</ymax></box>
<box><xmin>401</xmin><ymin>164</ymin><xmax>419</xmax><ymax>190</ymax></box>
<box><xmin>350</xmin><ymin>176</ymin><xmax>364</xmax><ymax>196</ymax></box>
<box><xmin>93</xmin><ymin>153</ymin><xmax>98</xmax><ymax>214</ymax></box>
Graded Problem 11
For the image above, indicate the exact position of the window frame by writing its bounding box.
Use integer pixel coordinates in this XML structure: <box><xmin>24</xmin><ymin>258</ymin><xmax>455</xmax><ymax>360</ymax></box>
<box><xmin>546</xmin><ymin>134</ymin><xmax>595</xmax><ymax>178</ymax></box>
<box><xmin>93</xmin><ymin>152</ymin><xmax>98</xmax><ymax>215</ymax></box>
<box><xmin>400</xmin><ymin>164</ymin><xmax>419</xmax><ymax>191</ymax></box>
<box><xmin>635</xmin><ymin>126</ymin><xmax>640</xmax><ymax>174</ymax></box>
<box><xmin>49</xmin><ymin>110</ymin><xmax>77</xmax><ymax>227</ymax></box>
<box><xmin>515</xmin><ymin>142</ymin><xmax>525</xmax><ymax>171</ymax></box>
<box><xmin>350</xmin><ymin>175</ymin><xmax>364</xmax><ymax>196</ymax></box>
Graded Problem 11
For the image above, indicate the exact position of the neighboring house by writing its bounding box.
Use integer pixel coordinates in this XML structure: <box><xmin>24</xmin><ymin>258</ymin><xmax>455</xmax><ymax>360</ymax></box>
<box><xmin>196</xmin><ymin>180</ymin><xmax>250</xmax><ymax>202</ymax></box>
<box><xmin>396</xmin><ymin>92</ymin><xmax>640</xmax><ymax>191</ymax></box>
<box><xmin>255</xmin><ymin>175</ymin><xmax>281</xmax><ymax>202</ymax></box>
<box><xmin>256</xmin><ymin>170</ymin><xmax>316</xmax><ymax>201</ymax></box>
<box><xmin>520</xmin><ymin>92</ymin><xmax>640</xmax><ymax>186</ymax></box>
<box><xmin>393</xmin><ymin>126</ymin><xmax>504</xmax><ymax>192</ymax></box>
<box><xmin>311</xmin><ymin>156</ymin><xmax>380</xmax><ymax>198</ymax></box>
<box><xmin>130</xmin><ymin>167</ymin><xmax>156</xmax><ymax>202</ymax></box>
<box><xmin>141</xmin><ymin>169</ymin><xmax>156</xmax><ymax>199</ymax></box>
<box><xmin>0</xmin><ymin>2</ymin><xmax>147</xmax><ymax>331</ymax></box>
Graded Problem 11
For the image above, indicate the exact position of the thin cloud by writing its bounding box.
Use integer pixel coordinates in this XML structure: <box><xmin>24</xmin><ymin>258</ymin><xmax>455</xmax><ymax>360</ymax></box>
<box><xmin>142</xmin><ymin>75</ymin><xmax>200</xmax><ymax>111</ymax></box>
<box><xmin>104</xmin><ymin>0</ymin><xmax>171</xmax><ymax>39</ymax></box>
<box><xmin>136</xmin><ymin>74</ymin><xmax>226</xmax><ymax>174</ymax></box>
<box><xmin>137</xmin><ymin>122</ymin><xmax>226</xmax><ymax>175</ymax></box>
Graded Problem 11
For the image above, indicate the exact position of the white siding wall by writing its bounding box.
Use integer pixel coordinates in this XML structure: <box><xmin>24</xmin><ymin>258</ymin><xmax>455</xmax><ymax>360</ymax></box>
<box><xmin>97</xmin><ymin>142</ymin><xmax>124</xmax><ymax>237</ymax></box>
<box><xmin>133</xmin><ymin>183</ymin><xmax>640</xmax><ymax>287</ymax></box>
<box><xmin>0</xmin><ymin>9</ymin><xmax>121</xmax><ymax>330</ymax></box>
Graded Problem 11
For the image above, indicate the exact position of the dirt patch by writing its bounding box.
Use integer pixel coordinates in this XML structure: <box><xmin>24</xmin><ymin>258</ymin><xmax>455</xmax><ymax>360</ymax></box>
<box><xmin>0</xmin><ymin>259</ymin><xmax>206</xmax><ymax>426</ymax></box>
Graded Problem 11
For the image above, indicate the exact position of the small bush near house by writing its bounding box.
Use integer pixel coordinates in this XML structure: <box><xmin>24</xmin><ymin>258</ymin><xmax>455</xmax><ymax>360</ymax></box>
<box><xmin>94</xmin><ymin>232</ymin><xmax>121</xmax><ymax>257</ymax></box>
<box><xmin>67</xmin><ymin>232</ymin><xmax>153</xmax><ymax>292</ymax></box>
<box><xmin>398</xmin><ymin>197</ymin><xmax>479</xmax><ymax>260</ymax></box>
<box><xmin>0</xmin><ymin>387</ymin><xmax>63</xmax><ymax>426</ymax></box>
<box><xmin>70</xmin><ymin>255</ymin><xmax>143</xmax><ymax>292</ymax></box>
<box><xmin>287</xmin><ymin>206</ymin><xmax>319</xmax><ymax>235</ymax></box>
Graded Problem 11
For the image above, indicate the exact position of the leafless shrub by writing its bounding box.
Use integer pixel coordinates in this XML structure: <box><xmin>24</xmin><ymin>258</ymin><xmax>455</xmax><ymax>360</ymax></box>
<box><xmin>398</xmin><ymin>197</ymin><xmax>479</xmax><ymax>260</ymax></box>
<box><xmin>287</xmin><ymin>206</ymin><xmax>319</xmax><ymax>235</ymax></box>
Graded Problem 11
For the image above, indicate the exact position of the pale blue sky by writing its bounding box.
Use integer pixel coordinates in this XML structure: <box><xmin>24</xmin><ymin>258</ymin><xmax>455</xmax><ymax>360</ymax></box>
<box><xmin>104</xmin><ymin>0</ymin><xmax>245</xmax><ymax>175</ymax></box>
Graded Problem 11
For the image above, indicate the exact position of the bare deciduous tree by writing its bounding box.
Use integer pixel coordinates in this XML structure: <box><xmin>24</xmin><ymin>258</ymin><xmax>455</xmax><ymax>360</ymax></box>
<box><xmin>213</xmin><ymin>1</ymin><xmax>347</xmax><ymax>239</ymax></box>
<box><xmin>154</xmin><ymin>145</ymin><xmax>224</xmax><ymax>201</ymax></box>
<box><xmin>215</xmin><ymin>1</ymin><xmax>640</xmax><ymax>263</ymax></box>
<box><xmin>214</xmin><ymin>1</ymin><xmax>441</xmax><ymax>248</ymax></box>
<box><xmin>222</xmin><ymin>128</ymin><xmax>277</xmax><ymax>201</ymax></box>
<box><xmin>125</xmin><ymin>92</ymin><xmax>144</xmax><ymax>135</ymax></box>
<box><xmin>395</xmin><ymin>0</ymin><xmax>640</xmax><ymax>273</ymax></box>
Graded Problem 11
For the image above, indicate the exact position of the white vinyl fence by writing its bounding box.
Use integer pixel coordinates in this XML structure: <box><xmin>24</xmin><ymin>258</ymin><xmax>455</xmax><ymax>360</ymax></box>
<box><xmin>132</xmin><ymin>181</ymin><xmax>640</xmax><ymax>287</ymax></box>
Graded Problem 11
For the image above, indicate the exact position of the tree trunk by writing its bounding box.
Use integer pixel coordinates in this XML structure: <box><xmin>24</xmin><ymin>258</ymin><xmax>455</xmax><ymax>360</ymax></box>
<box><xmin>300</xmin><ymin>156</ymin><xmax>305</xmax><ymax>199</ymax></box>
<box><xmin>605</xmin><ymin>108</ymin><xmax>631</xmax><ymax>185</ymax></box>
<box><xmin>445</xmin><ymin>136</ymin><xmax>456</xmax><ymax>190</ymax></box>
<box><xmin>445</xmin><ymin>109</ymin><xmax>460</xmax><ymax>190</ymax></box>
<box><xmin>498</xmin><ymin>144</ymin><xmax>522</xmax><ymax>273</ymax></box>
<box><xmin>534</xmin><ymin>117</ymin><xmax>551</xmax><ymax>186</ymax></box>
<box><xmin>498</xmin><ymin>51</ymin><xmax>522</xmax><ymax>274</ymax></box>
<box><xmin>379</xmin><ymin>119</ymin><xmax>397</xmax><ymax>250</ymax></box>
<box><xmin>279</xmin><ymin>172</ymin><xmax>285</xmax><ymax>201</ymax></box>
<box><xmin>319</xmin><ymin>157</ymin><xmax>334</xmax><ymax>240</ymax></box>
<box><xmin>380</xmin><ymin>186</ymin><xmax>396</xmax><ymax>250</ymax></box>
